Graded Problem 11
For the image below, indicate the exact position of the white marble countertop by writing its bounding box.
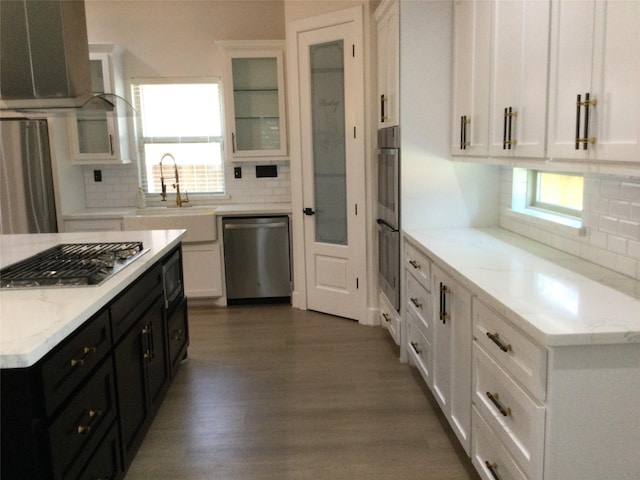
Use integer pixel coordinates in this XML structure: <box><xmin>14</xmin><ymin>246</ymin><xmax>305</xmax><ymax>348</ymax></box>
<box><xmin>0</xmin><ymin>229</ymin><xmax>185</xmax><ymax>368</ymax></box>
<box><xmin>62</xmin><ymin>203</ymin><xmax>292</xmax><ymax>220</ymax></box>
<box><xmin>403</xmin><ymin>227</ymin><xmax>640</xmax><ymax>347</ymax></box>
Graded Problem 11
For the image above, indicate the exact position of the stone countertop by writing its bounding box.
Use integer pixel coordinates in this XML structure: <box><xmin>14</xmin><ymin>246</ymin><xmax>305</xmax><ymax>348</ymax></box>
<box><xmin>0</xmin><ymin>229</ymin><xmax>185</xmax><ymax>368</ymax></box>
<box><xmin>62</xmin><ymin>203</ymin><xmax>292</xmax><ymax>220</ymax></box>
<box><xmin>403</xmin><ymin>227</ymin><xmax>640</xmax><ymax>347</ymax></box>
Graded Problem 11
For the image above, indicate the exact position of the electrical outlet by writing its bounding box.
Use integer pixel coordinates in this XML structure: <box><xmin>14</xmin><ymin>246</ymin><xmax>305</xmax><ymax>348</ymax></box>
<box><xmin>93</xmin><ymin>170</ymin><xmax>102</xmax><ymax>182</ymax></box>
<box><xmin>234</xmin><ymin>166</ymin><xmax>242</xmax><ymax>179</ymax></box>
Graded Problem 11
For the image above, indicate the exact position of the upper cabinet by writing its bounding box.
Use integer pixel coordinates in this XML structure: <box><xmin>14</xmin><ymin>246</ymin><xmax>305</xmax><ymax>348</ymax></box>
<box><xmin>547</xmin><ymin>0</ymin><xmax>640</xmax><ymax>164</ymax></box>
<box><xmin>375</xmin><ymin>0</ymin><xmax>399</xmax><ymax>128</ymax></box>
<box><xmin>489</xmin><ymin>0</ymin><xmax>550</xmax><ymax>159</ymax></box>
<box><xmin>68</xmin><ymin>43</ymin><xmax>135</xmax><ymax>165</ymax></box>
<box><xmin>219</xmin><ymin>41</ymin><xmax>288</xmax><ymax>162</ymax></box>
<box><xmin>451</xmin><ymin>0</ymin><xmax>492</xmax><ymax>157</ymax></box>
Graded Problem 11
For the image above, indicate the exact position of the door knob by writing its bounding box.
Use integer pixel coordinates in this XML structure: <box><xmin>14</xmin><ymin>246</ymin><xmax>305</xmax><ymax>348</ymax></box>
<box><xmin>303</xmin><ymin>207</ymin><xmax>315</xmax><ymax>216</ymax></box>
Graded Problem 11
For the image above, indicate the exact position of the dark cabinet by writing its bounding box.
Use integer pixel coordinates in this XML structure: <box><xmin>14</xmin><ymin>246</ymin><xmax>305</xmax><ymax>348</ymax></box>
<box><xmin>0</xmin><ymin>243</ymin><xmax>188</xmax><ymax>480</ymax></box>
<box><xmin>114</xmin><ymin>295</ymin><xmax>168</xmax><ymax>467</ymax></box>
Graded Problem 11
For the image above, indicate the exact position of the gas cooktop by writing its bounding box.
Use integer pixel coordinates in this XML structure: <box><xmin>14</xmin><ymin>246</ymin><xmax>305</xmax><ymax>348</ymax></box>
<box><xmin>0</xmin><ymin>242</ymin><xmax>149</xmax><ymax>289</ymax></box>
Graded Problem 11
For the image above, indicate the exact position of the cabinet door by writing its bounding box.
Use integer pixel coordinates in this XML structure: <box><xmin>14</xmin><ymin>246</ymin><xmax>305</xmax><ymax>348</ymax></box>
<box><xmin>432</xmin><ymin>264</ymin><xmax>473</xmax><ymax>454</ymax></box>
<box><xmin>145</xmin><ymin>297</ymin><xmax>170</xmax><ymax>414</ymax></box>
<box><xmin>375</xmin><ymin>0</ymin><xmax>399</xmax><ymax>128</ymax></box>
<box><xmin>222</xmin><ymin>43</ymin><xmax>288</xmax><ymax>160</ymax></box>
<box><xmin>68</xmin><ymin>45</ymin><xmax>133</xmax><ymax>165</ymax></box>
<box><xmin>548</xmin><ymin>0</ymin><xmax>640</xmax><ymax>163</ymax></box>
<box><xmin>489</xmin><ymin>0</ymin><xmax>550</xmax><ymax>158</ymax></box>
<box><xmin>451</xmin><ymin>0</ymin><xmax>492</xmax><ymax>157</ymax></box>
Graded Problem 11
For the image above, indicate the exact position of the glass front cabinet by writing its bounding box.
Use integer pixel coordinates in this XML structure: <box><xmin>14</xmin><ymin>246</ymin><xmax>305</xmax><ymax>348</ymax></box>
<box><xmin>68</xmin><ymin>43</ymin><xmax>134</xmax><ymax>164</ymax></box>
<box><xmin>219</xmin><ymin>41</ymin><xmax>288</xmax><ymax>161</ymax></box>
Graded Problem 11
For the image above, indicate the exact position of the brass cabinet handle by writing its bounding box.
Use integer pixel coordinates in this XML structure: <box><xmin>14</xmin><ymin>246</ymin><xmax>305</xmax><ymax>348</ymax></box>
<box><xmin>410</xmin><ymin>341</ymin><xmax>421</xmax><ymax>355</ymax></box>
<box><xmin>575</xmin><ymin>93</ymin><xmax>597</xmax><ymax>150</ymax></box>
<box><xmin>486</xmin><ymin>331</ymin><xmax>512</xmax><ymax>353</ymax></box>
<box><xmin>381</xmin><ymin>313</ymin><xmax>390</xmax><ymax>323</ymax></box>
<box><xmin>77</xmin><ymin>409</ymin><xmax>102</xmax><ymax>434</ymax></box>
<box><xmin>439</xmin><ymin>283</ymin><xmax>450</xmax><ymax>324</ymax></box>
<box><xmin>410</xmin><ymin>297</ymin><xmax>423</xmax><ymax>309</ymax></box>
<box><xmin>486</xmin><ymin>391</ymin><xmax>511</xmax><ymax>417</ymax></box>
<box><xmin>172</xmin><ymin>329</ymin><xmax>184</xmax><ymax>341</ymax></box>
<box><xmin>380</xmin><ymin>94</ymin><xmax>388</xmax><ymax>122</ymax></box>
<box><xmin>460</xmin><ymin>116</ymin><xmax>471</xmax><ymax>149</ymax></box>
<box><xmin>408</xmin><ymin>259</ymin><xmax>421</xmax><ymax>270</ymax></box>
<box><xmin>503</xmin><ymin>107</ymin><xmax>517</xmax><ymax>150</ymax></box>
<box><xmin>485</xmin><ymin>461</ymin><xmax>502</xmax><ymax>480</ymax></box>
<box><xmin>70</xmin><ymin>346</ymin><xmax>97</xmax><ymax>367</ymax></box>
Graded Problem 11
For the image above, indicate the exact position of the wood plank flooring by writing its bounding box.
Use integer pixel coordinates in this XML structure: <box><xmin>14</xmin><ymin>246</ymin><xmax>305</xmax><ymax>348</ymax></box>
<box><xmin>124</xmin><ymin>304</ymin><xmax>480</xmax><ymax>479</ymax></box>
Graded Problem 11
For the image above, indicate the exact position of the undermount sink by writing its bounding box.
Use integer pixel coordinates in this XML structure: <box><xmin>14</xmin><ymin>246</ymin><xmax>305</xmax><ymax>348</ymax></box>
<box><xmin>123</xmin><ymin>207</ymin><xmax>217</xmax><ymax>242</ymax></box>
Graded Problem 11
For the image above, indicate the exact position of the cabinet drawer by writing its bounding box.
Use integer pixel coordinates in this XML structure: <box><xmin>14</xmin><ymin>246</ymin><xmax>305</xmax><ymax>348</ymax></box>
<box><xmin>406</xmin><ymin>273</ymin><xmax>432</xmax><ymax>340</ymax></box>
<box><xmin>48</xmin><ymin>359</ymin><xmax>117</xmax><ymax>480</ymax></box>
<box><xmin>379</xmin><ymin>292</ymin><xmax>401</xmax><ymax>345</ymax></box>
<box><xmin>71</xmin><ymin>421</ymin><xmax>121</xmax><ymax>480</ymax></box>
<box><xmin>111</xmin><ymin>263</ymin><xmax>162</xmax><ymax>341</ymax></box>
<box><xmin>168</xmin><ymin>297</ymin><xmax>189</xmax><ymax>378</ymax></box>
<box><xmin>474</xmin><ymin>344</ymin><xmax>545</xmax><ymax>480</ymax></box>
<box><xmin>473</xmin><ymin>298</ymin><xmax>547</xmax><ymax>401</ymax></box>
<box><xmin>404</xmin><ymin>241</ymin><xmax>431</xmax><ymax>291</ymax></box>
<box><xmin>472</xmin><ymin>407</ymin><xmax>528</xmax><ymax>480</ymax></box>
<box><xmin>41</xmin><ymin>309</ymin><xmax>111</xmax><ymax>416</ymax></box>
<box><xmin>406</xmin><ymin>308</ymin><xmax>432</xmax><ymax>386</ymax></box>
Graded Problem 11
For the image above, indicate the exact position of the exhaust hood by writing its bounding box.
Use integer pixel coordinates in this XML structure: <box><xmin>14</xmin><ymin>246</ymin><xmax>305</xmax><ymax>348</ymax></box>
<box><xmin>0</xmin><ymin>0</ymin><xmax>113</xmax><ymax>112</ymax></box>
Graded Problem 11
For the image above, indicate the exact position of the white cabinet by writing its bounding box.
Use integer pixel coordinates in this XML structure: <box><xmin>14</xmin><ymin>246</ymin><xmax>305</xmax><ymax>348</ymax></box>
<box><xmin>380</xmin><ymin>291</ymin><xmax>401</xmax><ymax>345</ymax></box>
<box><xmin>182</xmin><ymin>242</ymin><xmax>222</xmax><ymax>298</ymax></box>
<box><xmin>219</xmin><ymin>41</ymin><xmax>288</xmax><ymax>161</ymax></box>
<box><xmin>489</xmin><ymin>0</ymin><xmax>550</xmax><ymax>158</ymax></box>
<box><xmin>375</xmin><ymin>0</ymin><xmax>399</xmax><ymax>128</ymax></box>
<box><xmin>431</xmin><ymin>264</ymin><xmax>473</xmax><ymax>454</ymax></box>
<box><xmin>547</xmin><ymin>0</ymin><xmax>640</xmax><ymax>163</ymax></box>
<box><xmin>68</xmin><ymin>44</ymin><xmax>134</xmax><ymax>165</ymax></box>
<box><xmin>451</xmin><ymin>0</ymin><xmax>492</xmax><ymax>157</ymax></box>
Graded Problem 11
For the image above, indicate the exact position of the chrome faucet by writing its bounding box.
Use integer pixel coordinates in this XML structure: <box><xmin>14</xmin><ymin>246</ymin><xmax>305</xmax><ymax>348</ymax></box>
<box><xmin>159</xmin><ymin>153</ymin><xmax>189</xmax><ymax>207</ymax></box>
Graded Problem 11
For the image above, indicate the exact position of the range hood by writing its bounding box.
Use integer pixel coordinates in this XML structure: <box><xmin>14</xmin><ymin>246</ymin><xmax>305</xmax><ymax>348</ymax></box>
<box><xmin>0</xmin><ymin>0</ymin><xmax>113</xmax><ymax>112</ymax></box>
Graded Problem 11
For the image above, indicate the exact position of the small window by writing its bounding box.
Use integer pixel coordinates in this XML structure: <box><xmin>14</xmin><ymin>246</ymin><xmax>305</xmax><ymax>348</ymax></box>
<box><xmin>132</xmin><ymin>80</ymin><xmax>224</xmax><ymax>194</ymax></box>
<box><xmin>529</xmin><ymin>171</ymin><xmax>583</xmax><ymax>217</ymax></box>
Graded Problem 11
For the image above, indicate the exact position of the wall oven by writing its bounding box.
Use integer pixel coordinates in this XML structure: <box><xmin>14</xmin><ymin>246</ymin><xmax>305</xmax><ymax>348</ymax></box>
<box><xmin>377</xmin><ymin>126</ymin><xmax>400</xmax><ymax>310</ymax></box>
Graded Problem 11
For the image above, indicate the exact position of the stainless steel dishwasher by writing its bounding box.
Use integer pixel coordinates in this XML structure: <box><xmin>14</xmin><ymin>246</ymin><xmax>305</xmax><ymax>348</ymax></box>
<box><xmin>222</xmin><ymin>216</ymin><xmax>291</xmax><ymax>304</ymax></box>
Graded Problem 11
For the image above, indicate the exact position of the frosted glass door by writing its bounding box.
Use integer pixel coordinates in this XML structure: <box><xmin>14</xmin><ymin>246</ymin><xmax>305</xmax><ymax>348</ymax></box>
<box><xmin>310</xmin><ymin>40</ymin><xmax>347</xmax><ymax>245</ymax></box>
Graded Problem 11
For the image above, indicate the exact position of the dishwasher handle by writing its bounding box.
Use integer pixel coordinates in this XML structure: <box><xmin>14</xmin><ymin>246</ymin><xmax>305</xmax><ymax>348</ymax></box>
<box><xmin>224</xmin><ymin>221</ymin><xmax>288</xmax><ymax>230</ymax></box>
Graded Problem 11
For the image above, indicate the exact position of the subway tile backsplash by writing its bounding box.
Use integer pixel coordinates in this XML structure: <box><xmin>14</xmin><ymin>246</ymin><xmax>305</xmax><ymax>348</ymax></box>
<box><xmin>83</xmin><ymin>162</ymin><xmax>291</xmax><ymax>208</ymax></box>
<box><xmin>499</xmin><ymin>168</ymin><xmax>640</xmax><ymax>280</ymax></box>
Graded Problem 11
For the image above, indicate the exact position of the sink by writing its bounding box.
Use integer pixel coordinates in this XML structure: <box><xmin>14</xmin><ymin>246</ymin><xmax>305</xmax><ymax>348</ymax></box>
<box><xmin>123</xmin><ymin>207</ymin><xmax>217</xmax><ymax>242</ymax></box>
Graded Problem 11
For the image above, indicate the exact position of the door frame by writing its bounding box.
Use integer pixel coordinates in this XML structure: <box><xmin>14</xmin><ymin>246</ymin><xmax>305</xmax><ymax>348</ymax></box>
<box><xmin>286</xmin><ymin>5</ymin><xmax>377</xmax><ymax>324</ymax></box>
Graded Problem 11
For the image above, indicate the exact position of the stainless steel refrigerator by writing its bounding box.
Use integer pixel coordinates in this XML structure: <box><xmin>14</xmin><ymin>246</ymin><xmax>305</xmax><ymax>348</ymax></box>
<box><xmin>0</xmin><ymin>118</ymin><xmax>58</xmax><ymax>234</ymax></box>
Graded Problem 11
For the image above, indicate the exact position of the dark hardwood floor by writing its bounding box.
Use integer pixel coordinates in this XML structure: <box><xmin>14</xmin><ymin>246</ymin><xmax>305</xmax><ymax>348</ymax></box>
<box><xmin>124</xmin><ymin>304</ymin><xmax>480</xmax><ymax>479</ymax></box>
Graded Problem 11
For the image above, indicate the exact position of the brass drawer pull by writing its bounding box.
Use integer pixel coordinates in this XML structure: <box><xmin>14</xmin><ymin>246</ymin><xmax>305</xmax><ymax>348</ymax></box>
<box><xmin>486</xmin><ymin>392</ymin><xmax>511</xmax><ymax>417</ymax></box>
<box><xmin>408</xmin><ymin>259</ymin><xmax>421</xmax><ymax>270</ymax></box>
<box><xmin>486</xmin><ymin>332</ymin><xmax>512</xmax><ymax>353</ymax></box>
<box><xmin>485</xmin><ymin>461</ymin><xmax>502</xmax><ymax>480</ymax></box>
<box><xmin>172</xmin><ymin>329</ymin><xmax>184</xmax><ymax>341</ymax></box>
<box><xmin>77</xmin><ymin>409</ymin><xmax>102</xmax><ymax>434</ymax></box>
<box><xmin>410</xmin><ymin>297</ymin><xmax>422</xmax><ymax>309</ymax></box>
<box><xmin>410</xmin><ymin>341</ymin><xmax>422</xmax><ymax>355</ymax></box>
<box><xmin>382</xmin><ymin>313</ymin><xmax>390</xmax><ymax>323</ymax></box>
<box><xmin>70</xmin><ymin>346</ymin><xmax>97</xmax><ymax>367</ymax></box>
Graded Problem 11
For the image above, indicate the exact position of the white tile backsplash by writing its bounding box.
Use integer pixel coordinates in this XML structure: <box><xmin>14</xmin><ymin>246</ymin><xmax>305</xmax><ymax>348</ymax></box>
<box><xmin>499</xmin><ymin>169</ymin><xmax>640</xmax><ymax>280</ymax></box>
<box><xmin>83</xmin><ymin>161</ymin><xmax>291</xmax><ymax>208</ymax></box>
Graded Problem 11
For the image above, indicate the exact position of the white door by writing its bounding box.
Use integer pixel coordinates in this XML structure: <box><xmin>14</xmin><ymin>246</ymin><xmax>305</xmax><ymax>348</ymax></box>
<box><xmin>297</xmin><ymin>21</ymin><xmax>366</xmax><ymax>321</ymax></box>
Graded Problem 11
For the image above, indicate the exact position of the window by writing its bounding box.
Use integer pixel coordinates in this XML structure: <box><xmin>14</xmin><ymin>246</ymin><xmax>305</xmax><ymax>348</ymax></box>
<box><xmin>132</xmin><ymin>80</ymin><xmax>224</xmax><ymax>194</ymax></box>
<box><xmin>529</xmin><ymin>170</ymin><xmax>583</xmax><ymax>217</ymax></box>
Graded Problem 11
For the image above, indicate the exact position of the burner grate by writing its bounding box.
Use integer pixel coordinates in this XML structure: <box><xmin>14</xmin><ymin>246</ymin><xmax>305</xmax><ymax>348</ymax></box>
<box><xmin>0</xmin><ymin>242</ymin><xmax>145</xmax><ymax>289</ymax></box>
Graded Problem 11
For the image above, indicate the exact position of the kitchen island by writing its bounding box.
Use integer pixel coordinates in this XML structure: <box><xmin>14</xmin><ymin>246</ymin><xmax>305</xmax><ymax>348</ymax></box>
<box><xmin>1</xmin><ymin>229</ymin><xmax>188</xmax><ymax>480</ymax></box>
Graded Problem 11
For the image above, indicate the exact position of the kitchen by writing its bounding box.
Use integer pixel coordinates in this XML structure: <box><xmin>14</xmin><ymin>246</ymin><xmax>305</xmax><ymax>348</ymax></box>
<box><xmin>1</xmin><ymin>1</ymin><xmax>639</xmax><ymax>479</ymax></box>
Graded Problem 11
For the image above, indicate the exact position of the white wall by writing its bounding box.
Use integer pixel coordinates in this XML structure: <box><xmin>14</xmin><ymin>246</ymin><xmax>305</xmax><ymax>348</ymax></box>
<box><xmin>400</xmin><ymin>0</ymin><xmax>500</xmax><ymax>231</ymax></box>
<box><xmin>72</xmin><ymin>0</ymin><xmax>288</xmax><ymax>211</ymax></box>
